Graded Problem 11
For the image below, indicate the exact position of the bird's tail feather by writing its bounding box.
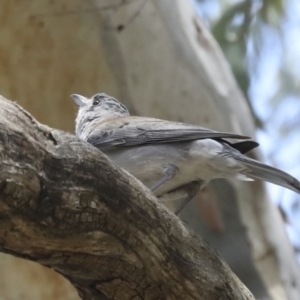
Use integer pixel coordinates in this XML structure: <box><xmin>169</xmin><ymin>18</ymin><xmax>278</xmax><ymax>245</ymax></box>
<box><xmin>233</xmin><ymin>154</ymin><xmax>300</xmax><ymax>193</ymax></box>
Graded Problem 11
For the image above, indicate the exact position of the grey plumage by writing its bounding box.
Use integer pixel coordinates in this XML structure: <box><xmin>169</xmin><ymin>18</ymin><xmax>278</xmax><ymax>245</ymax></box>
<box><xmin>72</xmin><ymin>93</ymin><xmax>300</xmax><ymax>206</ymax></box>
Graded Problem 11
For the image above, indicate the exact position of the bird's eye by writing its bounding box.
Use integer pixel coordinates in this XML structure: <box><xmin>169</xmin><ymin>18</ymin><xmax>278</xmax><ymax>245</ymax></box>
<box><xmin>93</xmin><ymin>99</ymin><xmax>100</xmax><ymax>106</ymax></box>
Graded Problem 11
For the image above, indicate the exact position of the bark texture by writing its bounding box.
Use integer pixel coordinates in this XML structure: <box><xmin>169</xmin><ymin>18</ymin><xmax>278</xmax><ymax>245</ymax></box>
<box><xmin>0</xmin><ymin>96</ymin><xmax>255</xmax><ymax>299</ymax></box>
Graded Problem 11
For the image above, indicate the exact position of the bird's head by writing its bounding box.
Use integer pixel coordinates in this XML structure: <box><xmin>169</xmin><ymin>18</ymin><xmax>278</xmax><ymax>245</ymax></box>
<box><xmin>71</xmin><ymin>93</ymin><xmax>129</xmax><ymax>137</ymax></box>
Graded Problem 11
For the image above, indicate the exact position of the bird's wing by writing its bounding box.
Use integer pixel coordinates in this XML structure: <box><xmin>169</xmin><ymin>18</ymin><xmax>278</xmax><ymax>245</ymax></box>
<box><xmin>87</xmin><ymin>116</ymin><xmax>252</xmax><ymax>150</ymax></box>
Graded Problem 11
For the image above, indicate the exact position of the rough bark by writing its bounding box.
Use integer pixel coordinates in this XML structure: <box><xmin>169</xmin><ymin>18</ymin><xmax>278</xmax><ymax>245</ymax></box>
<box><xmin>0</xmin><ymin>96</ymin><xmax>255</xmax><ymax>300</ymax></box>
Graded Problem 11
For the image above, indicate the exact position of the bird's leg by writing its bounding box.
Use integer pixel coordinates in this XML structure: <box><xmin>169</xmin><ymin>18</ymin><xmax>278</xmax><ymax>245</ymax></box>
<box><xmin>174</xmin><ymin>181</ymin><xmax>203</xmax><ymax>215</ymax></box>
<box><xmin>149</xmin><ymin>165</ymin><xmax>177</xmax><ymax>192</ymax></box>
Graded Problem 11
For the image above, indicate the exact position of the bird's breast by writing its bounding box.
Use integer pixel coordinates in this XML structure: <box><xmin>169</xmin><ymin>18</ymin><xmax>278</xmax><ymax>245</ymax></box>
<box><xmin>104</xmin><ymin>141</ymin><xmax>230</xmax><ymax>195</ymax></box>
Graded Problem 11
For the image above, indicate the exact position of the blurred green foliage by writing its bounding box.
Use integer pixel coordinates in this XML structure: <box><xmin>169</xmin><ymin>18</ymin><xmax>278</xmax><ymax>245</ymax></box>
<box><xmin>197</xmin><ymin>0</ymin><xmax>285</xmax><ymax>128</ymax></box>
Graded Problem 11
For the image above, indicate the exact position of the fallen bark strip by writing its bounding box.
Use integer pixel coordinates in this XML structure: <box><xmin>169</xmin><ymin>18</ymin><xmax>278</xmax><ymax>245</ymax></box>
<box><xmin>0</xmin><ymin>95</ymin><xmax>255</xmax><ymax>300</ymax></box>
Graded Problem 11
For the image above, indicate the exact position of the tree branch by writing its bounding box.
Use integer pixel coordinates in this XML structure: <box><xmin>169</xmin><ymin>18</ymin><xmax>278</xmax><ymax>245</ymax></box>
<box><xmin>0</xmin><ymin>95</ymin><xmax>254</xmax><ymax>300</ymax></box>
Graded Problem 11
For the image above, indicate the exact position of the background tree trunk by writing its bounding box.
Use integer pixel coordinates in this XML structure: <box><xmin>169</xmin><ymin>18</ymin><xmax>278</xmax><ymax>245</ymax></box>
<box><xmin>0</xmin><ymin>0</ymin><xmax>299</xmax><ymax>299</ymax></box>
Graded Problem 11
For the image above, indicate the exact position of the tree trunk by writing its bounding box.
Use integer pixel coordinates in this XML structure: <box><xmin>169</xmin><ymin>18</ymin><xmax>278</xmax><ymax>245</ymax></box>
<box><xmin>0</xmin><ymin>95</ymin><xmax>255</xmax><ymax>300</ymax></box>
<box><xmin>0</xmin><ymin>0</ymin><xmax>299</xmax><ymax>299</ymax></box>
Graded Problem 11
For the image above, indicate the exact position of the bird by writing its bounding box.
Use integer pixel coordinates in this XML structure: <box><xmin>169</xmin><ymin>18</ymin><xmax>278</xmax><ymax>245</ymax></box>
<box><xmin>71</xmin><ymin>93</ymin><xmax>300</xmax><ymax>215</ymax></box>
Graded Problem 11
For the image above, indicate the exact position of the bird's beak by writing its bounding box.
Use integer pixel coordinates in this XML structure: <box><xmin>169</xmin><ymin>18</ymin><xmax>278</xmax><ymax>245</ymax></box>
<box><xmin>71</xmin><ymin>94</ymin><xmax>87</xmax><ymax>107</ymax></box>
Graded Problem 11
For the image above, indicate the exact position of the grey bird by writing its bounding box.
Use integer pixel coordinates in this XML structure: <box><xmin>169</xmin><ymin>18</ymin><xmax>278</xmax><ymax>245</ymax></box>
<box><xmin>72</xmin><ymin>93</ymin><xmax>300</xmax><ymax>214</ymax></box>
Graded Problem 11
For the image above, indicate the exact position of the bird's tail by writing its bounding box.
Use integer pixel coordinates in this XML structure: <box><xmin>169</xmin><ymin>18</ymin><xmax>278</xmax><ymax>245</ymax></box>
<box><xmin>232</xmin><ymin>152</ymin><xmax>300</xmax><ymax>193</ymax></box>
